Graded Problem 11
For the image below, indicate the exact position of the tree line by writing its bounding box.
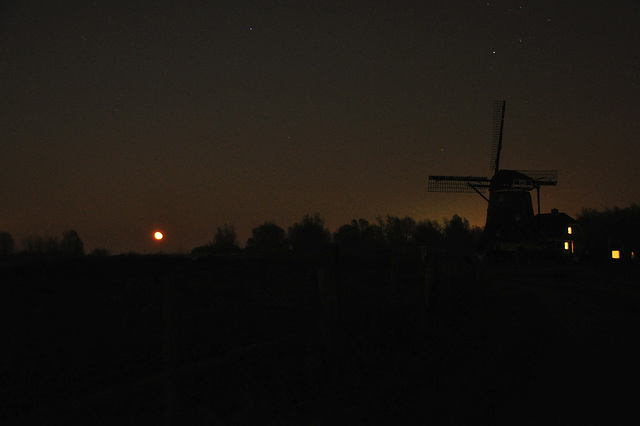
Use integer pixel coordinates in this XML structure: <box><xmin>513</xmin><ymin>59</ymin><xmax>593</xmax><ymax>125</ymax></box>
<box><xmin>191</xmin><ymin>213</ymin><xmax>483</xmax><ymax>257</ymax></box>
<box><xmin>0</xmin><ymin>230</ymin><xmax>85</xmax><ymax>257</ymax></box>
<box><xmin>1</xmin><ymin>204</ymin><xmax>637</xmax><ymax>258</ymax></box>
<box><xmin>576</xmin><ymin>204</ymin><xmax>640</xmax><ymax>259</ymax></box>
<box><xmin>193</xmin><ymin>205</ymin><xmax>640</xmax><ymax>259</ymax></box>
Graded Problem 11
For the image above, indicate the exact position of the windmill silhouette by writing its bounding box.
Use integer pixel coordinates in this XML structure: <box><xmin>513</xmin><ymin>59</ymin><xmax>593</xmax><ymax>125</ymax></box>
<box><xmin>428</xmin><ymin>101</ymin><xmax>558</xmax><ymax>253</ymax></box>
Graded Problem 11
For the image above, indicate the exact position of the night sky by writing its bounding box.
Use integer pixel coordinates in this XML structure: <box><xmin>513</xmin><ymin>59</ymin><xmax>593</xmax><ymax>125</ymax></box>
<box><xmin>2</xmin><ymin>1</ymin><xmax>638</xmax><ymax>254</ymax></box>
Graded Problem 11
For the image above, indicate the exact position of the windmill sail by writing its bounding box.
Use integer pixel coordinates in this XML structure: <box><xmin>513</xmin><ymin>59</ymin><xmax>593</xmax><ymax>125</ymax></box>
<box><xmin>490</xmin><ymin>100</ymin><xmax>506</xmax><ymax>173</ymax></box>
<box><xmin>518</xmin><ymin>170</ymin><xmax>558</xmax><ymax>186</ymax></box>
<box><xmin>427</xmin><ymin>101</ymin><xmax>562</xmax><ymax>254</ymax></box>
<box><xmin>428</xmin><ymin>175</ymin><xmax>491</xmax><ymax>193</ymax></box>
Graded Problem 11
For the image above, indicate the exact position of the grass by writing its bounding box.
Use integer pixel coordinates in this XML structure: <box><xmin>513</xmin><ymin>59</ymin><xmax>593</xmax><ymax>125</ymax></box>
<box><xmin>2</xmin><ymin>254</ymin><xmax>640</xmax><ymax>424</ymax></box>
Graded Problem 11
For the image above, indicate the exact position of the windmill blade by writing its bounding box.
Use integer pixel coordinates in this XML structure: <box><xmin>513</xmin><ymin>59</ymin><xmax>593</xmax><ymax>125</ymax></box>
<box><xmin>518</xmin><ymin>170</ymin><xmax>558</xmax><ymax>186</ymax></box>
<box><xmin>490</xmin><ymin>100</ymin><xmax>506</xmax><ymax>173</ymax></box>
<box><xmin>428</xmin><ymin>175</ymin><xmax>491</xmax><ymax>193</ymax></box>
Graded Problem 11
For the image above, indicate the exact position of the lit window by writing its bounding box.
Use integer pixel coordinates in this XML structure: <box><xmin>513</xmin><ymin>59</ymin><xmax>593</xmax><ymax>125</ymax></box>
<box><xmin>564</xmin><ymin>242</ymin><xmax>570</xmax><ymax>251</ymax></box>
<box><xmin>567</xmin><ymin>226</ymin><xmax>572</xmax><ymax>235</ymax></box>
<box><xmin>612</xmin><ymin>250</ymin><xmax>621</xmax><ymax>259</ymax></box>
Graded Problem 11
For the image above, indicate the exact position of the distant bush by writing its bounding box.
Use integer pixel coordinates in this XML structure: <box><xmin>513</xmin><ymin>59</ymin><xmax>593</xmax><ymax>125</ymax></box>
<box><xmin>90</xmin><ymin>248</ymin><xmax>110</xmax><ymax>257</ymax></box>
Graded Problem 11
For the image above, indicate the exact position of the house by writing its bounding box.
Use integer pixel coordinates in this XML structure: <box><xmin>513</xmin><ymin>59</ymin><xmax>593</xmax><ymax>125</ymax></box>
<box><xmin>535</xmin><ymin>208</ymin><xmax>583</xmax><ymax>257</ymax></box>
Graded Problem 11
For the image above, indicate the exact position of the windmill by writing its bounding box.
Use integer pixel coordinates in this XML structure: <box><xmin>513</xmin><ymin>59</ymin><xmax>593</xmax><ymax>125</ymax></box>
<box><xmin>428</xmin><ymin>101</ymin><xmax>558</xmax><ymax>253</ymax></box>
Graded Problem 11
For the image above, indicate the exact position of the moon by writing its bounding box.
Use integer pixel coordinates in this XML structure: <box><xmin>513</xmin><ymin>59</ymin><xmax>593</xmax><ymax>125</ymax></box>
<box><xmin>154</xmin><ymin>231</ymin><xmax>164</xmax><ymax>240</ymax></box>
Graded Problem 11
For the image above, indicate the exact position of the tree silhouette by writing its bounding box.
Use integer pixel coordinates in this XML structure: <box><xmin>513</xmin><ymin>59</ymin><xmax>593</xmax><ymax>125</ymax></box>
<box><xmin>61</xmin><ymin>229</ymin><xmax>84</xmax><ymax>256</ymax></box>
<box><xmin>20</xmin><ymin>231</ymin><xmax>84</xmax><ymax>256</ymax></box>
<box><xmin>213</xmin><ymin>224</ymin><xmax>240</xmax><ymax>253</ymax></box>
<box><xmin>333</xmin><ymin>218</ymin><xmax>384</xmax><ymax>252</ymax></box>
<box><xmin>22</xmin><ymin>235</ymin><xmax>59</xmax><ymax>254</ymax></box>
<box><xmin>288</xmin><ymin>213</ymin><xmax>330</xmax><ymax>253</ymax></box>
<box><xmin>377</xmin><ymin>215</ymin><xmax>417</xmax><ymax>249</ymax></box>
<box><xmin>443</xmin><ymin>214</ymin><xmax>481</xmax><ymax>256</ymax></box>
<box><xmin>578</xmin><ymin>204</ymin><xmax>640</xmax><ymax>259</ymax></box>
<box><xmin>203</xmin><ymin>213</ymin><xmax>484</xmax><ymax>258</ymax></box>
<box><xmin>0</xmin><ymin>231</ymin><xmax>15</xmax><ymax>255</ymax></box>
<box><xmin>413</xmin><ymin>219</ymin><xmax>444</xmax><ymax>250</ymax></box>
<box><xmin>329</xmin><ymin>215</ymin><xmax>482</xmax><ymax>254</ymax></box>
<box><xmin>246</xmin><ymin>222</ymin><xmax>288</xmax><ymax>254</ymax></box>
<box><xmin>191</xmin><ymin>224</ymin><xmax>240</xmax><ymax>255</ymax></box>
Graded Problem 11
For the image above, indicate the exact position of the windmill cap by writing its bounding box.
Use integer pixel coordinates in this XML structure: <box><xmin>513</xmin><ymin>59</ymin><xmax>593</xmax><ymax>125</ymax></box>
<box><xmin>490</xmin><ymin>169</ymin><xmax>536</xmax><ymax>191</ymax></box>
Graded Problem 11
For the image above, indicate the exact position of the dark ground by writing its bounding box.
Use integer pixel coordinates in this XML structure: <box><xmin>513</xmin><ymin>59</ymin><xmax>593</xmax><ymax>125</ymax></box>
<box><xmin>2</xmin><ymin>254</ymin><xmax>640</xmax><ymax>425</ymax></box>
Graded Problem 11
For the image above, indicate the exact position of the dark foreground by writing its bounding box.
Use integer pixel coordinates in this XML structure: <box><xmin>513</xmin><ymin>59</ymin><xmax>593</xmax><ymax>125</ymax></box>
<box><xmin>2</xmin><ymin>254</ymin><xmax>640</xmax><ymax>425</ymax></box>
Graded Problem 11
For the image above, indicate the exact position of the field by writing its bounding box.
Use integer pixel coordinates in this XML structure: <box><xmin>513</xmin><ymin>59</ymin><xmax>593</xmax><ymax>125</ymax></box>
<box><xmin>2</xmin><ymin>253</ymin><xmax>640</xmax><ymax>425</ymax></box>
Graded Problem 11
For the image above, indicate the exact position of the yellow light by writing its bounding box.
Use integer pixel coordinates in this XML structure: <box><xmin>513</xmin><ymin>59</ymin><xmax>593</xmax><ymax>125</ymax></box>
<box><xmin>564</xmin><ymin>242</ymin><xmax>570</xmax><ymax>251</ymax></box>
<box><xmin>567</xmin><ymin>226</ymin><xmax>572</xmax><ymax>235</ymax></box>
<box><xmin>612</xmin><ymin>250</ymin><xmax>620</xmax><ymax>259</ymax></box>
<box><xmin>154</xmin><ymin>231</ymin><xmax>164</xmax><ymax>241</ymax></box>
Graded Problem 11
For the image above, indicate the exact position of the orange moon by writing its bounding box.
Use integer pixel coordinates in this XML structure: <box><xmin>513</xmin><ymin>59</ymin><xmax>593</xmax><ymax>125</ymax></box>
<box><xmin>154</xmin><ymin>231</ymin><xmax>164</xmax><ymax>240</ymax></box>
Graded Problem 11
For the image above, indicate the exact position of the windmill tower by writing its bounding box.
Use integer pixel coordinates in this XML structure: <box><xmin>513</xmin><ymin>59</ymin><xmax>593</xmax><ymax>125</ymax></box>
<box><xmin>428</xmin><ymin>101</ymin><xmax>558</xmax><ymax>253</ymax></box>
